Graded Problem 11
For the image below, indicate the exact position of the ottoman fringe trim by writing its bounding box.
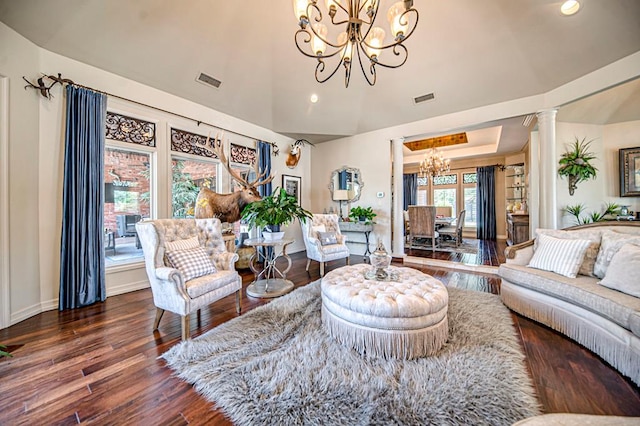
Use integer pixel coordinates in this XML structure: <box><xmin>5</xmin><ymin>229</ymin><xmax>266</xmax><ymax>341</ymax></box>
<box><xmin>321</xmin><ymin>304</ymin><xmax>449</xmax><ymax>359</ymax></box>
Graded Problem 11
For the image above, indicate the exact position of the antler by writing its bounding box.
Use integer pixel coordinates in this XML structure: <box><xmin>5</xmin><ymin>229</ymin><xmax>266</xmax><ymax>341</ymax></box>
<box><xmin>205</xmin><ymin>133</ymin><xmax>275</xmax><ymax>189</ymax></box>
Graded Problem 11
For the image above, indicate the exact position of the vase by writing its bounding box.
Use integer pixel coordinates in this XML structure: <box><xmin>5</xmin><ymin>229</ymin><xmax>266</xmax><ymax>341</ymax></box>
<box><xmin>370</xmin><ymin>240</ymin><xmax>392</xmax><ymax>280</ymax></box>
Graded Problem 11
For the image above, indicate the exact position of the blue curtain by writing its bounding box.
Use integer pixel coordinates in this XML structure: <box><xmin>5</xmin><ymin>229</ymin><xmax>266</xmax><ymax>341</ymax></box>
<box><xmin>476</xmin><ymin>166</ymin><xmax>497</xmax><ymax>240</ymax></box>
<box><xmin>403</xmin><ymin>173</ymin><xmax>417</xmax><ymax>210</ymax></box>
<box><xmin>257</xmin><ymin>141</ymin><xmax>272</xmax><ymax>197</ymax></box>
<box><xmin>59</xmin><ymin>86</ymin><xmax>107</xmax><ymax>310</ymax></box>
<box><xmin>339</xmin><ymin>171</ymin><xmax>348</xmax><ymax>190</ymax></box>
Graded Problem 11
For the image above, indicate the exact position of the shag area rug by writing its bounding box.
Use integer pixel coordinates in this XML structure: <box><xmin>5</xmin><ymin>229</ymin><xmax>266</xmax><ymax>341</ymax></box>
<box><xmin>162</xmin><ymin>281</ymin><xmax>541</xmax><ymax>425</ymax></box>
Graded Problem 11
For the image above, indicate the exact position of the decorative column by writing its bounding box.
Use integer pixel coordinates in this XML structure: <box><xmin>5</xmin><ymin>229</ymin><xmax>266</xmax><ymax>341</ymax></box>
<box><xmin>528</xmin><ymin>131</ymin><xmax>540</xmax><ymax>238</ymax></box>
<box><xmin>536</xmin><ymin>109</ymin><xmax>558</xmax><ymax>229</ymax></box>
<box><xmin>391</xmin><ymin>137</ymin><xmax>405</xmax><ymax>258</ymax></box>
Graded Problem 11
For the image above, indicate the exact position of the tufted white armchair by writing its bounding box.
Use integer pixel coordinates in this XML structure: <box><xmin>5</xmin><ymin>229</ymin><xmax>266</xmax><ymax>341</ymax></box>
<box><xmin>301</xmin><ymin>214</ymin><xmax>350</xmax><ymax>277</ymax></box>
<box><xmin>136</xmin><ymin>218</ymin><xmax>242</xmax><ymax>340</ymax></box>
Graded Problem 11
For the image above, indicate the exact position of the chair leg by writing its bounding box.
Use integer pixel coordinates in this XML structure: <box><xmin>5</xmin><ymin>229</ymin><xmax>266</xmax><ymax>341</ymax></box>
<box><xmin>320</xmin><ymin>262</ymin><xmax>325</xmax><ymax>277</ymax></box>
<box><xmin>181</xmin><ymin>315</ymin><xmax>190</xmax><ymax>340</ymax></box>
<box><xmin>196</xmin><ymin>309</ymin><xmax>201</xmax><ymax>325</ymax></box>
<box><xmin>235</xmin><ymin>290</ymin><xmax>242</xmax><ymax>314</ymax></box>
<box><xmin>305</xmin><ymin>258</ymin><xmax>311</xmax><ymax>272</ymax></box>
<box><xmin>153</xmin><ymin>308</ymin><xmax>165</xmax><ymax>331</ymax></box>
<box><xmin>346</xmin><ymin>256</ymin><xmax>350</xmax><ymax>266</ymax></box>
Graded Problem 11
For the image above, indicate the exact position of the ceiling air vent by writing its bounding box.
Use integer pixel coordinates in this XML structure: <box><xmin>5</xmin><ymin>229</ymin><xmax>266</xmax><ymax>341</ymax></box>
<box><xmin>413</xmin><ymin>92</ymin><xmax>435</xmax><ymax>104</ymax></box>
<box><xmin>196</xmin><ymin>72</ymin><xmax>222</xmax><ymax>89</ymax></box>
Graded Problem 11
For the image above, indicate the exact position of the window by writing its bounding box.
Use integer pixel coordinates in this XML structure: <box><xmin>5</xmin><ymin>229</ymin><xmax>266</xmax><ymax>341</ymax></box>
<box><xmin>432</xmin><ymin>173</ymin><xmax>457</xmax><ymax>216</ymax></box>
<box><xmin>104</xmin><ymin>111</ymin><xmax>156</xmax><ymax>266</ymax></box>
<box><xmin>424</xmin><ymin>171</ymin><xmax>477</xmax><ymax>230</ymax></box>
<box><xmin>433</xmin><ymin>188</ymin><xmax>457</xmax><ymax>216</ymax></box>
<box><xmin>463</xmin><ymin>173</ymin><xmax>477</xmax><ymax>227</ymax></box>
<box><xmin>171</xmin><ymin>158</ymin><xmax>218</xmax><ymax>218</ymax></box>
<box><xmin>104</xmin><ymin>147</ymin><xmax>151</xmax><ymax>265</ymax></box>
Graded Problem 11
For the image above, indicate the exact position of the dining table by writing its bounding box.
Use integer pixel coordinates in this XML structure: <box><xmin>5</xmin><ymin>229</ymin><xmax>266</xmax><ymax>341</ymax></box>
<box><xmin>435</xmin><ymin>217</ymin><xmax>455</xmax><ymax>229</ymax></box>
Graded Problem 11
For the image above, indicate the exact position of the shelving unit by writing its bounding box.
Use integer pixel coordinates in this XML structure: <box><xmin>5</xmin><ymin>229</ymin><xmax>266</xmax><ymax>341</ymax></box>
<box><xmin>505</xmin><ymin>163</ymin><xmax>529</xmax><ymax>245</ymax></box>
<box><xmin>505</xmin><ymin>164</ymin><xmax>526</xmax><ymax>208</ymax></box>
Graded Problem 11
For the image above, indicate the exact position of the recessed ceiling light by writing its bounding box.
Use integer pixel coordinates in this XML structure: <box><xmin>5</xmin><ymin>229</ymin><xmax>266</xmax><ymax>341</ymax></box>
<box><xmin>561</xmin><ymin>0</ymin><xmax>580</xmax><ymax>16</ymax></box>
<box><xmin>310</xmin><ymin>94</ymin><xmax>319</xmax><ymax>103</ymax></box>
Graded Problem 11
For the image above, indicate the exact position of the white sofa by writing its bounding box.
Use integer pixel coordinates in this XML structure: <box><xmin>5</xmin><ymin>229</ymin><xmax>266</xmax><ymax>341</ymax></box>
<box><xmin>498</xmin><ymin>222</ymin><xmax>640</xmax><ymax>386</ymax></box>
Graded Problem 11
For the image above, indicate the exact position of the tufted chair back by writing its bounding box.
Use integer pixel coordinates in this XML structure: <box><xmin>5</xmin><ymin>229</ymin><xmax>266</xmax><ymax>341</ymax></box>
<box><xmin>301</xmin><ymin>214</ymin><xmax>350</xmax><ymax>277</ymax></box>
<box><xmin>140</xmin><ymin>218</ymin><xmax>227</xmax><ymax>270</ymax></box>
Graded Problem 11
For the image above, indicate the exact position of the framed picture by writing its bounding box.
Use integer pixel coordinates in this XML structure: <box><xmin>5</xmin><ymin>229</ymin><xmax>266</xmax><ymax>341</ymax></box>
<box><xmin>620</xmin><ymin>147</ymin><xmax>640</xmax><ymax>197</ymax></box>
<box><xmin>282</xmin><ymin>174</ymin><xmax>302</xmax><ymax>205</ymax></box>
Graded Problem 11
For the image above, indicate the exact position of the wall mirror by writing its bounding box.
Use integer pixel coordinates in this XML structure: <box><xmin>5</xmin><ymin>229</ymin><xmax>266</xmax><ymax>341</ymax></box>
<box><xmin>329</xmin><ymin>166</ymin><xmax>363</xmax><ymax>203</ymax></box>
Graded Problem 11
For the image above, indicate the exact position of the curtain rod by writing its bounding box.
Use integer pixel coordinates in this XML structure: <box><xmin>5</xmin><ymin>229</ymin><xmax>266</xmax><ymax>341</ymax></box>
<box><xmin>22</xmin><ymin>73</ymin><xmax>280</xmax><ymax>153</ymax></box>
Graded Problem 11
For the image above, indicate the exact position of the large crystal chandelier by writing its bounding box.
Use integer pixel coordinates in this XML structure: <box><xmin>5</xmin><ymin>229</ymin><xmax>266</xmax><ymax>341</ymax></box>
<box><xmin>292</xmin><ymin>0</ymin><xmax>419</xmax><ymax>87</ymax></box>
<box><xmin>419</xmin><ymin>148</ymin><xmax>451</xmax><ymax>179</ymax></box>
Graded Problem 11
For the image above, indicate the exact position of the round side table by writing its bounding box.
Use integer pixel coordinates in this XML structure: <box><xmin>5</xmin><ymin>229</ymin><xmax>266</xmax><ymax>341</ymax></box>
<box><xmin>244</xmin><ymin>237</ymin><xmax>295</xmax><ymax>298</ymax></box>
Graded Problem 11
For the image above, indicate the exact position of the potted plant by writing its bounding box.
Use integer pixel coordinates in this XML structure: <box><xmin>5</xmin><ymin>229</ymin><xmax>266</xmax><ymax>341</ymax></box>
<box><xmin>0</xmin><ymin>343</ymin><xmax>12</xmax><ymax>358</ymax></box>
<box><xmin>558</xmin><ymin>137</ymin><xmax>598</xmax><ymax>196</ymax></box>
<box><xmin>241</xmin><ymin>187</ymin><xmax>312</xmax><ymax>240</ymax></box>
<box><xmin>349</xmin><ymin>206</ymin><xmax>377</xmax><ymax>224</ymax></box>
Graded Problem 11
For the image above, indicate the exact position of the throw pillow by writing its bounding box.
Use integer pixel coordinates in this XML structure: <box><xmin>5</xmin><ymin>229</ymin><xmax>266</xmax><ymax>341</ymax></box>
<box><xmin>318</xmin><ymin>231</ymin><xmax>338</xmax><ymax>246</ymax></box>
<box><xmin>166</xmin><ymin>247</ymin><xmax>217</xmax><ymax>281</ymax></box>
<box><xmin>594</xmin><ymin>230</ymin><xmax>640</xmax><ymax>278</ymax></box>
<box><xmin>599</xmin><ymin>243</ymin><xmax>640</xmax><ymax>298</ymax></box>
<box><xmin>165</xmin><ymin>236</ymin><xmax>200</xmax><ymax>252</ymax></box>
<box><xmin>535</xmin><ymin>228</ymin><xmax>601</xmax><ymax>277</ymax></box>
<box><xmin>527</xmin><ymin>233</ymin><xmax>592</xmax><ymax>278</ymax></box>
<box><xmin>311</xmin><ymin>224</ymin><xmax>326</xmax><ymax>239</ymax></box>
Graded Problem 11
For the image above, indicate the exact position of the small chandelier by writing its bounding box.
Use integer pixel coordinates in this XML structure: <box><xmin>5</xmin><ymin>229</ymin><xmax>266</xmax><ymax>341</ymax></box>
<box><xmin>419</xmin><ymin>148</ymin><xmax>450</xmax><ymax>179</ymax></box>
<box><xmin>292</xmin><ymin>0</ymin><xmax>419</xmax><ymax>87</ymax></box>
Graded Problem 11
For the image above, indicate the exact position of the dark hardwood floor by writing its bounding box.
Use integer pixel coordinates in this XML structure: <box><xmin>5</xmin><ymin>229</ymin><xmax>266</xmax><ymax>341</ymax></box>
<box><xmin>405</xmin><ymin>238</ymin><xmax>507</xmax><ymax>266</ymax></box>
<box><xmin>1</xmin><ymin>252</ymin><xmax>639</xmax><ymax>425</ymax></box>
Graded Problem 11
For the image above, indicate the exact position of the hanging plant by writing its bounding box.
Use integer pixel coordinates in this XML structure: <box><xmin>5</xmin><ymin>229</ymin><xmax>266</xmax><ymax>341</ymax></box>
<box><xmin>558</xmin><ymin>137</ymin><xmax>598</xmax><ymax>195</ymax></box>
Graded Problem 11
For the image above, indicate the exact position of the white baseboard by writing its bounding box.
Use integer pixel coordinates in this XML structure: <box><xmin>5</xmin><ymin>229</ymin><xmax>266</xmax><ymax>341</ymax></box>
<box><xmin>10</xmin><ymin>302</ymin><xmax>45</xmax><ymax>326</ymax></box>
<box><xmin>107</xmin><ymin>280</ymin><xmax>150</xmax><ymax>297</ymax></box>
<box><xmin>6</xmin><ymin>281</ymin><xmax>150</xmax><ymax>328</ymax></box>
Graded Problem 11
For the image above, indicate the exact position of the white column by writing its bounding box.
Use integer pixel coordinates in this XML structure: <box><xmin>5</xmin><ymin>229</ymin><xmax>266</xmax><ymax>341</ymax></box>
<box><xmin>536</xmin><ymin>109</ymin><xmax>558</xmax><ymax>229</ymax></box>
<box><xmin>528</xmin><ymin>131</ymin><xmax>540</xmax><ymax>238</ymax></box>
<box><xmin>391</xmin><ymin>137</ymin><xmax>405</xmax><ymax>258</ymax></box>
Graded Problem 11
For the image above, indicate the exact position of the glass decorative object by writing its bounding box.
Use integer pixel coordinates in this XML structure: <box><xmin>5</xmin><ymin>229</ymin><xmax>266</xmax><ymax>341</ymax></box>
<box><xmin>368</xmin><ymin>240</ymin><xmax>392</xmax><ymax>280</ymax></box>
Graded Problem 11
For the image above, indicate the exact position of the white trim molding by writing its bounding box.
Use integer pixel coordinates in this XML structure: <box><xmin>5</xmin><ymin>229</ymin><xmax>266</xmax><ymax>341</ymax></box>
<box><xmin>0</xmin><ymin>77</ymin><xmax>10</xmax><ymax>329</ymax></box>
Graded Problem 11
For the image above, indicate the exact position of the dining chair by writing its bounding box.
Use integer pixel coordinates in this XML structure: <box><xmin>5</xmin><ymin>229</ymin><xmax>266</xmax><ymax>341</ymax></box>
<box><xmin>438</xmin><ymin>210</ymin><xmax>466</xmax><ymax>246</ymax></box>
<box><xmin>408</xmin><ymin>205</ymin><xmax>439</xmax><ymax>249</ymax></box>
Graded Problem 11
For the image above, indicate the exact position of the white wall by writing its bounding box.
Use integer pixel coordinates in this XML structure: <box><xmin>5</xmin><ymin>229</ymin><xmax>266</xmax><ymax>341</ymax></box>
<box><xmin>312</xmin><ymin>134</ymin><xmax>392</xmax><ymax>253</ymax></box>
<box><xmin>555</xmin><ymin>120</ymin><xmax>640</xmax><ymax>228</ymax></box>
<box><xmin>0</xmin><ymin>22</ymin><xmax>308</xmax><ymax>326</ymax></box>
<box><xmin>0</xmin><ymin>22</ymin><xmax>42</xmax><ymax>324</ymax></box>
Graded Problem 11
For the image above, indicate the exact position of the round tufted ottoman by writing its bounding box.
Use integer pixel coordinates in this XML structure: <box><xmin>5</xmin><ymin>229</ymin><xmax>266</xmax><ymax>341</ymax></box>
<box><xmin>321</xmin><ymin>264</ymin><xmax>449</xmax><ymax>359</ymax></box>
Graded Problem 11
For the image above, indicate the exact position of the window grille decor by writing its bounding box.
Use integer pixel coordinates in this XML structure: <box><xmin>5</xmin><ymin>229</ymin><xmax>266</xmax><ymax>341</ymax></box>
<box><xmin>463</xmin><ymin>173</ymin><xmax>477</xmax><ymax>184</ymax></box>
<box><xmin>230</xmin><ymin>143</ymin><xmax>256</xmax><ymax>165</ymax></box>
<box><xmin>433</xmin><ymin>174</ymin><xmax>457</xmax><ymax>186</ymax></box>
<box><xmin>417</xmin><ymin>176</ymin><xmax>429</xmax><ymax>186</ymax></box>
<box><xmin>106</xmin><ymin>112</ymin><xmax>156</xmax><ymax>146</ymax></box>
<box><xmin>170</xmin><ymin>128</ymin><xmax>217</xmax><ymax>158</ymax></box>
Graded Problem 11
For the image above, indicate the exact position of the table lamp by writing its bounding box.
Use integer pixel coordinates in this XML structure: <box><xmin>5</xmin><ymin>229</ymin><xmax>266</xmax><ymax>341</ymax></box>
<box><xmin>332</xmin><ymin>190</ymin><xmax>350</xmax><ymax>220</ymax></box>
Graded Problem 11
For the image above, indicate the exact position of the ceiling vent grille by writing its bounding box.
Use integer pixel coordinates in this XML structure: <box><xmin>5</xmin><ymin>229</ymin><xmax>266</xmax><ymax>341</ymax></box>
<box><xmin>413</xmin><ymin>92</ymin><xmax>435</xmax><ymax>104</ymax></box>
<box><xmin>196</xmin><ymin>72</ymin><xmax>222</xmax><ymax>89</ymax></box>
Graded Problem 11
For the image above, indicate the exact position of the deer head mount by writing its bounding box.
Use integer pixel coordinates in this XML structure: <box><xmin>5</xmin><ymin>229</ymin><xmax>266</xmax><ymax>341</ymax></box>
<box><xmin>194</xmin><ymin>133</ymin><xmax>275</xmax><ymax>223</ymax></box>
<box><xmin>286</xmin><ymin>139</ymin><xmax>312</xmax><ymax>169</ymax></box>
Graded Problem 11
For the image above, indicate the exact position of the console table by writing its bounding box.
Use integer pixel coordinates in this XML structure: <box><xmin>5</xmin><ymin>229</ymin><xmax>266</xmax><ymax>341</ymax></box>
<box><xmin>338</xmin><ymin>221</ymin><xmax>373</xmax><ymax>257</ymax></box>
